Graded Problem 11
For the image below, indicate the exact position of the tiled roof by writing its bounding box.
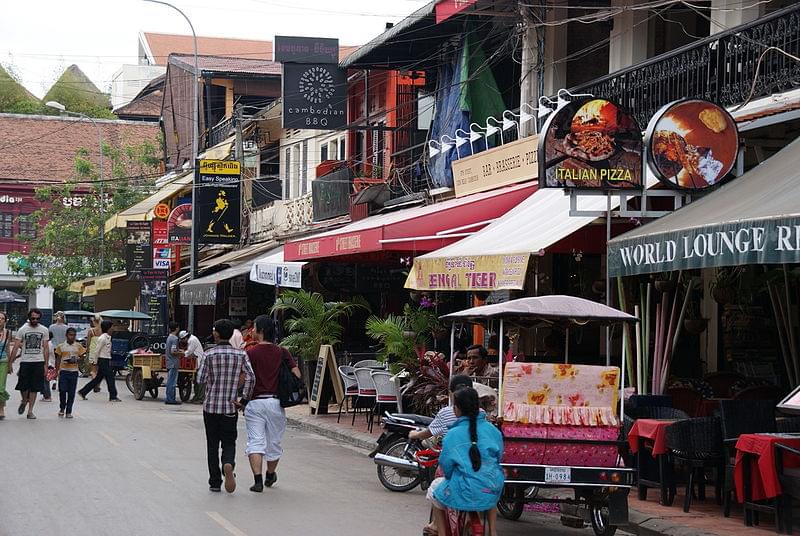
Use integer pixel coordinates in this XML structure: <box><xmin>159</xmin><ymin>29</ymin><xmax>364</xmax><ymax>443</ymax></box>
<box><xmin>143</xmin><ymin>32</ymin><xmax>359</xmax><ymax>65</ymax></box>
<box><xmin>0</xmin><ymin>114</ymin><xmax>160</xmax><ymax>182</ymax></box>
<box><xmin>143</xmin><ymin>32</ymin><xmax>273</xmax><ymax>65</ymax></box>
<box><xmin>114</xmin><ymin>90</ymin><xmax>162</xmax><ymax>119</ymax></box>
<box><xmin>169</xmin><ymin>54</ymin><xmax>282</xmax><ymax>76</ymax></box>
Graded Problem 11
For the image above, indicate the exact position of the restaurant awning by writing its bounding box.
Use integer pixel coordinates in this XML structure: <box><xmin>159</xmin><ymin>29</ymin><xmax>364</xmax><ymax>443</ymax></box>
<box><xmin>179</xmin><ymin>241</ymin><xmax>278</xmax><ymax>305</ymax></box>
<box><xmin>406</xmin><ymin>188</ymin><xmax>619</xmax><ymax>291</ymax></box>
<box><xmin>104</xmin><ymin>172</ymin><xmax>192</xmax><ymax>233</ymax></box>
<box><xmin>608</xmin><ymin>136</ymin><xmax>800</xmax><ymax>277</ymax></box>
<box><xmin>249</xmin><ymin>247</ymin><xmax>305</xmax><ymax>288</ymax></box>
<box><xmin>283</xmin><ymin>182</ymin><xmax>537</xmax><ymax>262</ymax></box>
<box><xmin>68</xmin><ymin>271</ymin><xmax>127</xmax><ymax>296</ymax></box>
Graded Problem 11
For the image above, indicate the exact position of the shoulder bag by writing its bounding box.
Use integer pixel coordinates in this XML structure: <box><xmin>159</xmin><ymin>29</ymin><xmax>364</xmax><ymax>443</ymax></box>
<box><xmin>277</xmin><ymin>347</ymin><xmax>306</xmax><ymax>408</ymax></box>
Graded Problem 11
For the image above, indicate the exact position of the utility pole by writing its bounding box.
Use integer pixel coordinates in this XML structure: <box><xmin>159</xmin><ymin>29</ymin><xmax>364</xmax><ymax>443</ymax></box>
<box><xmin>234</xmin><ymin>104</ymin><xmax>247</xmax><ymax>245</ymax></box>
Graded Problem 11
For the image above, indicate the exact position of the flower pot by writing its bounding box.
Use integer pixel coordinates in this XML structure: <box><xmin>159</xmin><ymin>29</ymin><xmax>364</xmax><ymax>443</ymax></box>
<box><xmin>684</xmin><ymin>318</ymin><xmax>708</xmax><ymax>334</ymax></box>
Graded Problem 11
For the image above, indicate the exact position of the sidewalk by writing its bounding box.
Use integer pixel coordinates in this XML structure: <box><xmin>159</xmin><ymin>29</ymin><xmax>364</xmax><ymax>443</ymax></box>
<box><xmin>286</xmin><ymin>404</ymin><xmax>782</xmax><ymax>536</ymax></box>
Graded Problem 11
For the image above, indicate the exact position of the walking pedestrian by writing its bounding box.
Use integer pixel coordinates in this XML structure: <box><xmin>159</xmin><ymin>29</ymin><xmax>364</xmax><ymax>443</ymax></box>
<box><xmin>0</xmin><ymin>311</ymin><xmax>11</xmax><ymax>420</ymax></box>
<box><xmin>40</xmin><ymin>332</ymin><xmax>56</xmax><ymax>402</ymax></box>
<box><xmin>85</xmin><ymin>315</ymin><xmax>102</xmax><ymax>391</ymax></box>
<box><xmin>55</xmin><ymin>327</ymin><xmax>85</xmax><ymax>418</ymax></box>
<box><xmin>8</xmin><ymin>308</ymin><xmax>50</xmax><ymax>419</ymax></box>
<box><xmin>180</xmin><ymin>330</ymin><xmax>206</xmax><ymax>403</ymax></box>
<box><xmin>78</xmin><ymin>320</ymin><xmax>121</xmax><ymax>402</ymax></box>
<box><xmin>197</xmin><ymin>319</ymin><xmax>254</xmax><ymax>493</ymax></box>
<box><xmin>165</xmin><ymin>322</ymin><xmax>183</xmax><ymax>405</ymax></box>
<box><xmin>243</xmin><ymin>315</ymin><xmax>301</xmax><ymax>492</ymax></box>
<box><xmin>229</xmin><ymin>319</ymin><xmax>245</xmax><ymax>350</ymax></box>
<box><xmin>49</xmin><ymin>311</ymin><xmax>68</xmax><ymax>346</ymax></box>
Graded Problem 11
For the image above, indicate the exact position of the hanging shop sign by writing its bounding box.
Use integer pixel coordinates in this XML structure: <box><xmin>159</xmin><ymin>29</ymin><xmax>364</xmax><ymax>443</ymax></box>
<box><xmin>539</xmin><ymin>98</ymin><xmax>643</xmax><ymax>190</ymax></box>
<box><xmin>139</xmin><ymin>269</ymin><xmax>169</xmax><ymax>336</ymax></box>
<box><xmin>435</xmin><ymin>0</ymin><xmax>478</xmax><ymax>23</ymax></box>
<box><xmin>312</xmin><ymin>166</ymin><xmax>352</xmax><ymax>221</ymax></box>
<box><xmin>453</xmin><ymin>136</ymin><xmax>539</xmax><ymax>198</ymax></box>
<box><xmin>645</xmin><ymin>99</ymin><xmax>738</xmax><ymax>191</ymax></box>
<box><xmin>230</xmin><ymin>275</ymin><xmax>247</xmax><ymax>296</ymax></box>
<box><xmin>282</xmin><ymin>63</ymin><xmax>347</xmax><ymax>130</ymax></box>
<box><xmin>228</xmin><ymin>296</ymin><xmax>248</xmax><ymax>317</ymax></box>
<box><xmin>167</xmin><ymin>203</ymin><xmax>192</xmax><ymax>245</ymax></box>
<box><xmin>274</xmin><ymin>36</ymin><xmax>339</xmax><ymax>64</ymax></box>
<box><xmin>195</xmin><ymin>159</ymin><xmax>241</xmax><ymax>245</ymax></box>
<box><xmin>125</xmin><ymin>221</ymin><xmax>152</xmax><ymax>281</ymax></box>
<box><xmin>154</xmin><ymin>203</ymin><xmax>171</xmax><ymax>219</ymax></box>
<box><xmin>405</xmin><ymin>254</ymin><xmax>530</xmax><ymax>291</ymax></box>
<box><xmin>250</xmin><ymin>262</ymin><xmax>303</xmax><ymax>288</ymax></box>
<box><xmin>608</xmin><ymin>217</ymin><xmax>800</xmax><ymax>277</ymax></box>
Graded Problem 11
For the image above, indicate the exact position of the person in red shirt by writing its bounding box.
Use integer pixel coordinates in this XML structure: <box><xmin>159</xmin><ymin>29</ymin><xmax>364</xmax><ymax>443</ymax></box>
<box><xmin>244</xmin><ymin>315</ymin><xmax>301</xmax><ymax>492</ymax></box>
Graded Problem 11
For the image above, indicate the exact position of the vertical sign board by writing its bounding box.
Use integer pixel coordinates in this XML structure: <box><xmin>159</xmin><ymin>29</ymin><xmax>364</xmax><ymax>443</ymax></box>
<box><xmin>308</xmin><ymin>344</ymin><xmax>345</xmax><ymax>412</ymax></box>
<box><xmin>151</xmin><ymin>220</ymin><xmax>170</xmax><ymax>270</ymax></box>
<box><xmin>139</xmin><ymin>269</ymin><xmax>169</xmax><ymax>336</ymax></box>
<box><xmin>195</xmin><ymin>160</ymin><xmax>241</xmax><ymax>245</ymax></box>
<box><xmin>274</xmin><ymin>36</ymin><xmax>339</xmax><ymax>63</ymax></box>
<box><xmin>282</xmin><ymin>63</ymin><xmax>347</xmax><ymax>130</ymax></box>
<box><xmin>168</xmin><ymin>203</ymin><xmax>192</xmax><ymax>245</ymax></box>
<box><xmin>126</xmin><ymin>221</ymin><xmax>152</xmax><ymax>280</ymax></box>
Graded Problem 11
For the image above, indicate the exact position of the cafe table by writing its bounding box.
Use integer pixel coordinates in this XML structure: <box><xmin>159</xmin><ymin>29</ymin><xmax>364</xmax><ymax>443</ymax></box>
<box><xmin>628</xmin><ymin>419</ymin><xmax>678</xmax><ymax>506</ymax></box>
<box><xmin>734</xmin><ymin>433</ymin><xmax>800</xmax><ymax>525</ymax></box>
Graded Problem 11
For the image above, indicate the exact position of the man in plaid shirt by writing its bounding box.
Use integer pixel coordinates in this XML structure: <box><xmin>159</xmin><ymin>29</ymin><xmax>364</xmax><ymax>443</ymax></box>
<box><xmin>197</xmin><ymin>319</ymin><xmax>255</xmax><ymax>493</ymax></box>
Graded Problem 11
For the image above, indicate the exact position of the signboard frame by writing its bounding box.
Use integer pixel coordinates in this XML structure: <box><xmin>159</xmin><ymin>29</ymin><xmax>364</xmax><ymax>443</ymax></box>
<box><xmin>282</xmin><ymin>63</ymin><xmax>347</xmax><ymax>130</ymax></box>
<box><xmin>308</xmin><ymin>344</ymin><xmax>344</xmax><ymax>412</ymax></box>
<box><xmin>195</xmin><ymin>159</ymin><xmax>242</xmax><ymax>245</ymax></box>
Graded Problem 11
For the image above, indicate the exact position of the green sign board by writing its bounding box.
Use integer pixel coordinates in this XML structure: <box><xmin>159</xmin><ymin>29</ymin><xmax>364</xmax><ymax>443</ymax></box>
<box><xmin>608</xmin><ymin>217</ymin><xmax>800</xmax><ymax>277</ymax></box>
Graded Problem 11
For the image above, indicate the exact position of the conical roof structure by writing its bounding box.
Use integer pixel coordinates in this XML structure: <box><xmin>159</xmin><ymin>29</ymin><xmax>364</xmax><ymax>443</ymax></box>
<box><xmin>0</xmin><ymin>64</ymin><xmax>41</xmax><ymax>114</ymax></box>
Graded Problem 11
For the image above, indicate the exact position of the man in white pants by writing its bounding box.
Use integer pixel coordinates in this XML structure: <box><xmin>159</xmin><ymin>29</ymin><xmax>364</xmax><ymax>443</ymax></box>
<box><xmin>243</xmin><ymin>315</ymin><xmax>301</xmax><ymax>492</ymax></box>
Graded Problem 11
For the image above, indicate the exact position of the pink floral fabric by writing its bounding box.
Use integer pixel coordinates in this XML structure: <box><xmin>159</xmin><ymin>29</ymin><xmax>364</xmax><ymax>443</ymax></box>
<box><xmin>502</xmin><ymin>423</ymin><xmax>621</xmax><ymax>467</ymax></box>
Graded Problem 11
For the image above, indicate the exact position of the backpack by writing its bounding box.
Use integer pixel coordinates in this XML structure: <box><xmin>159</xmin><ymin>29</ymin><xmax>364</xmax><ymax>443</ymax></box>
<box><xmin>277</xmin><ymin>348</ymin><xmax>306</xmax><ymax>408</ymax></box>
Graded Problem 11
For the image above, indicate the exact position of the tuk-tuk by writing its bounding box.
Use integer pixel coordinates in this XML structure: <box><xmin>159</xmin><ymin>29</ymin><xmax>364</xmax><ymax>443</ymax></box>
<box><xmin>442</xmin><ymin>295</ymin><xmax>637</xmax><ymax>536</ymax></box>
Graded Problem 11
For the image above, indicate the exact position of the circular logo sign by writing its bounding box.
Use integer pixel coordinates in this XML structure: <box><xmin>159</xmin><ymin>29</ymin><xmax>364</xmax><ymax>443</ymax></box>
<box><xmin>154</xmin><ymin>203</ymin><xmax>171</xmax><ymax>219</ymax></box>
<box><xmin>539</xmin><ymin>97</ymin><xmax>643</xmax><ymax>190</ymax></box>
<box><xmin>298</xmin><ymin>66</ymin><xmax>335</xmax><ymax>104</ymax></box>
<box><xmin>645</xmin><ymin>99</ymin><xmax>738</xmax><ymax>191</ymax></box>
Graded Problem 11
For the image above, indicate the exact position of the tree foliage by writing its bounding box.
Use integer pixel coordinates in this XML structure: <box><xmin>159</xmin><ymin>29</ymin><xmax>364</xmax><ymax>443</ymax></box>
<box><xmin>9</xmin><ymin>140</ymin><xmax>161</xmax><ymax>292</ymax></box>
<box><xmin>0</xmin><ymin>64</ymin><xmax>42</xmax><ymax>114</ymax></box>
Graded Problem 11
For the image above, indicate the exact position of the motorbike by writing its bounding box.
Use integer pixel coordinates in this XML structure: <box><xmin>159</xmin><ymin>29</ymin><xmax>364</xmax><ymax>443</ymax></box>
<box><xmin>370</xmin><ymin>412</ymin><xmax>436</xmax><ymax>492</ymax></box>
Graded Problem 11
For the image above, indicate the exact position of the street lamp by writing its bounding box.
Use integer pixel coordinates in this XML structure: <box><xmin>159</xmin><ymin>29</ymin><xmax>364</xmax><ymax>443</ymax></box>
<box><xmin>46</xmin><ymin>100</ymin><xmax>106</xmax><ymax>274</ymax></box>
<box><xmin>142</xmin><ymin>0</ymin><xmax>199</xmax><ymax>331</ymax></box>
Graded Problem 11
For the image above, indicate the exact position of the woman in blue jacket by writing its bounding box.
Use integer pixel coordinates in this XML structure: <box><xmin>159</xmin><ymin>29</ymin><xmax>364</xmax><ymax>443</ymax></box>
<box><xmin>427</xmin><ymin>386</ymin><xmax>504</xmax><ymax>536</ymax></box>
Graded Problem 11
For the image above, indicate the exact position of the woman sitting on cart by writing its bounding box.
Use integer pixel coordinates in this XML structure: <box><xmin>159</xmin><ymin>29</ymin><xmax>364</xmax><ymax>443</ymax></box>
<box><xmin>426</xmin><ymin>387</ymin><xmax>504</xmax><ymax>536</ymax></box>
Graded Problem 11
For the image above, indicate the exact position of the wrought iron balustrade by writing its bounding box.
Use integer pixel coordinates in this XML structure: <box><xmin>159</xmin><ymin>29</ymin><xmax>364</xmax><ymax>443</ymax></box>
<box><xmin>207</xmin><ymin>116</ymin><xmax>236</xmax><ymax>148</ymax></box>
<box><xmin>567</xmin><ymin>4</ymin><xmax>800</xmax><ymax>127</ymax></box>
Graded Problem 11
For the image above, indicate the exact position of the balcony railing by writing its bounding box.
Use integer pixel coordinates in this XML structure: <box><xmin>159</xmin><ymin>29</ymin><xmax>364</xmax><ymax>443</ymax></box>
<box><xmin>207</xmin><ymin>116</ymin><xmax>236</xmax><ymax>149</ymax></box>
<box><xmin>569</xmin><ymin>4</ymin><xmax>800</xmax><ymax>127</ymax></box>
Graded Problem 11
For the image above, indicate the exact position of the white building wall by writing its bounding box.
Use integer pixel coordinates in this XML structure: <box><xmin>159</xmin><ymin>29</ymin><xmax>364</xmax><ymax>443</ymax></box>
<box><xmin>111</xmin><ymin>64</ymin><xmax>166</xmax><ymax>110</ymax></box>
<box><xmin>279</xmin><ymin>129</ymin><xmax>347</xmax><ymax>200</ymax></box>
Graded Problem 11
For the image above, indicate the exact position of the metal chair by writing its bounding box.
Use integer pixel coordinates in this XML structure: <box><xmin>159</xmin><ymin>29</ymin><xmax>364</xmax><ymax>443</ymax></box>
<box><xmin>354</xmin><ymin>359</ymin><xmax>382</xmax><ymax>369</ymax></box>
<box><xmin>337</xmin><ymin>365</ymin><xmax>358</xmax><ymax>424</ymax></box>
<box><xmin>352</xmin><ymin>367</ymin><xmax>377</xmax><ymax>428</ymax></box>
<box><xmin>370</xmin><ymin>371</ymin><xmax>399</xmax><ymax>433</ymax></box>
<box><xmin>719</xmin><ymin>400</ymin><xmax>777</xmax><ymax>518</ymax></box>
<box><xmin>666</xmin><ymin>416</ymin><xmax>724</xmax><ymax>513</ymax></box>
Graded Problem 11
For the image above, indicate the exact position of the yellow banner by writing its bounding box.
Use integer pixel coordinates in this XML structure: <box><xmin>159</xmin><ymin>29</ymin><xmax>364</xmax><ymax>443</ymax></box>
<box><xmin>199</xmin><ymin>159</ymin><xmax>241</xmax><ymax>175</ymax></box>
<box><xmin>405</xmin><ymin>253</ymin><xmax>530</xmax><ymax>291</ymax></box>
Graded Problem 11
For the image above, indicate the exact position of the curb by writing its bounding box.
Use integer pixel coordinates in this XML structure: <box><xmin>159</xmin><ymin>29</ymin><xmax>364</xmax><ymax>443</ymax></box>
<box><xmin>286</xmin><ymin>413</ymin><xmax>375</xmax><ymax>451</ymax></box>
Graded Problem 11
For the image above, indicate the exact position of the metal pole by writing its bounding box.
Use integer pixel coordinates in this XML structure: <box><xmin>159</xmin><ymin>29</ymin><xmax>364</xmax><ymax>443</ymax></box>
<box><xmin>606</xmin><ymin>192</ymin><xmax>612</xmax><ymax>366</ymax></box>
<box><xmin>498</xmin><ymin>318</ymin><xmax>504</xmax><ymax>413</ymax></box>
<box><xmin>144</xmin><ymin>0</ymin><xmax>199</xmax><ymax>331</ymax></box>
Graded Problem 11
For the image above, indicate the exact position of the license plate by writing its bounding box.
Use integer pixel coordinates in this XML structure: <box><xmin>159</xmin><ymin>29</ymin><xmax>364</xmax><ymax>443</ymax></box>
<box><xmin>544</xmin><ymin>466</ymin><xmax>571</xmax><ymax>483</ymax></box>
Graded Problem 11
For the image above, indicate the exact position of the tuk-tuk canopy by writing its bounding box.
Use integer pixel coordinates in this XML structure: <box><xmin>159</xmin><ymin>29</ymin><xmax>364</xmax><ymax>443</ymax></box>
<box><xmin>97</xmin><ymin>310</ymin><xmax>152</xmax><ymax>320</ymax></box>
<box><xmin>441</xmin><ymin>295</ymin><xmax>637</xmax><ymax>326</ymax></box>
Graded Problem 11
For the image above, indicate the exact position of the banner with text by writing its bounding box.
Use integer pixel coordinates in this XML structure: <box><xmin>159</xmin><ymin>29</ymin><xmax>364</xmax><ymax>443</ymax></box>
<box><xmin>126</xmin><ymin>221</ymin><xmax>152</xmax><ymax>280</ymax></box>
<box><xmin>139</xmin><ymin>269</ymin><xmax>169</xmax><ymax>336</ymax></box>
<box><xmin>196</xmin><ymin>159</ymin><xmax>241</xmax><ymax>245</ymax></box>
<box><xmin>608</xmin><ymin>217</ymin><xmax>800</xmax><ymax>277</ymax></box>
<box><xmin>452</xmin><ymin>136</ymin><xmax>539</xmax><ymax>198</ymax></box>
<box><xmin>406</xmin><ymin>254</ymin><xmax>530</xmax><ymax>291</ymax></box>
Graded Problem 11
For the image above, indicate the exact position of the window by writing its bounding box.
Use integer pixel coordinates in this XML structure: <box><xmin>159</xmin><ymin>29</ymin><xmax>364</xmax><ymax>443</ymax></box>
<box><xmin>0</xmin><ymin>214</ymin><xmax>12</xmax><ymax>238</ymax></box>
<box><xmin>338</xmin><ymin>137</ymin><xmax>345</xmax><ymax>160</ymax></box>
<box><xmin>301</xmin><ymin>140</ymin><xmax>309</xmax><ymax>195</ymax></box>
<box><xmin>320</xmin><ymin>144</ymin><xmax>329</xmax><ymax>163</ymax></box>
<box><xmin>329</xmin><ymin>139</ymin><xmax>338</xmax><ymax>162</ymax></box>
<box><xmin>284</xmin><ymin>148</ymin><xmax>291</xmax><ymax>199</ymax></box>
<box><xmin>292</xmin><ymin>145</ymin><xmax>301</xmax><ymax>198</ymax></box>
<box><xmin>17</xmin><ymin>214</ymin><xmax>36</xmax><ymax>240</ymax></box>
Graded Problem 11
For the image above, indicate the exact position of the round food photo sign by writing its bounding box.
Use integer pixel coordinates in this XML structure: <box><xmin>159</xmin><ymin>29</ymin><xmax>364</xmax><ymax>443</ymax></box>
<box><xmin>645</xmin><ymin>99</ymin><xmax>738</xmax><ymax>191</ymax></box>
<box><xmin>539</xmin><ymin>97</ymin><xmax>643</xmax><ymax>190</ymax></box>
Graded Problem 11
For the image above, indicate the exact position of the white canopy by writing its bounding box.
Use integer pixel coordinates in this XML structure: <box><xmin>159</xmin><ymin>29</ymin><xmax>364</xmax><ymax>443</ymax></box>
<box><xmin>249</xmin><ymin>247</ymin><xmax>305</xmax><ymax>288</ymax></box>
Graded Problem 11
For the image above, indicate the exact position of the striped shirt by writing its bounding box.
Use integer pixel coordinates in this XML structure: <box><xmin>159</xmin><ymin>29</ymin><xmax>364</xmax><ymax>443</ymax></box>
<box><xmin>197</xmin><ymin>343</ymin><xmax>255</xmax><ymax>414</ymax></box>
<box><xmin>428</xmin><ymin>406</ymin><xmax>457</xmax><ymax>436</ymax></box>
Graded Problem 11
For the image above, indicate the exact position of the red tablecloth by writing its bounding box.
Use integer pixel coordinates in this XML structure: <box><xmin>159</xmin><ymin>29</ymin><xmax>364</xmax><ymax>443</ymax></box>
<box><xmin>628</xmin><ymin>419</ymin><xmax>677</xmax><ymax>456</ymax></box>
<box><xmin>734</xmin><ymin>433</ymin><xmax>800</xmax><ymax>502</ymax></box>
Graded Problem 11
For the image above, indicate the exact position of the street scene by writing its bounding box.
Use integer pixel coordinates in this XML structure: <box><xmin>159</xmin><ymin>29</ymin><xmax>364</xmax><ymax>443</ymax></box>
<box><xmin>2</xmin><ymin>1</ymin><xmax>800</xmax><ymax>535</ymax></box>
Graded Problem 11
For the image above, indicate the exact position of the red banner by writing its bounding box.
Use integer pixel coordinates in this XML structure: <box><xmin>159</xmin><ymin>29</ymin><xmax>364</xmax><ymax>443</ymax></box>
<box><xmin>285</xmin><ymin>228</ymin><xmax>384</xmax><ymax>261</ymax></box>
<box><xmin>435</xmin><ymin>0</ymin><xmax>477</xmax><ymax>24</ymax></box>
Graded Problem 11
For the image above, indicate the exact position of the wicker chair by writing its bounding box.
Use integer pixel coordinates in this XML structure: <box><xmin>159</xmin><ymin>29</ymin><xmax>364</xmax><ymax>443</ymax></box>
<box><xmin>629</xmin><ymin>406</ymin><xmax>690</xmax><ymax>420</ymax></box>
<box><xmin>352</xmin><ymin>368</ymin><xmax>377</xmax><ymax>428</ymax></box>
<box><xmin>665</xmin><ymin>386</ymin><xmax>705</xmax><ymax>417</ymax></box>
<box><xmin>369</xmin><ymin>371</ymin><xmax>399</xmax><ymax>433</ymax></box>
<box><xmin>666</xmin><ymin>416</ymin><xmax>724</xmax><ymax>513</ymax></box>
<box><xmin>734</xmin><ymin>385</ymin><xmax>778</xmax><ymax>402</ymax></box>
<box><xmin>775</xmin><ymin>443</ymin><xmax>800</xmax><ymax>534</ymax></box>
<box><xmin>336</xmin><ymin>365</ymin><xmax>359</xmax><ymax>424</ymax></box>
<box><xmin>719</xmin><ymin>400</ymin><xmax>777</xmax><ymax>517</ymax></box>
<box><xmin>353</xmin><ymin>359</ymin><xmax>382</xmax><ymax>369</ymax></box>
<box><xmin>704</xmin><ymin>371</ymin><xmax>746</xmax><ymax>398</ymax></box>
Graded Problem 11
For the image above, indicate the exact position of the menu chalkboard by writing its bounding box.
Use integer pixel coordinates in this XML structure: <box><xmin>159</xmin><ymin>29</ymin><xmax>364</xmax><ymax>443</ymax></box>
<box><xmin>308</xmin><ymin>345</ymin><xmax>345</xmax><ymax>412</ymax></box>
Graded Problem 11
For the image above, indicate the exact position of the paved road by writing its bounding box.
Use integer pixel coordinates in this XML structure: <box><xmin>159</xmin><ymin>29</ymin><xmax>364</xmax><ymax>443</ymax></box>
<box><xmin>0</xmin><ymin>375</ymin><xmax>628</xmax><ymax>536</ymax></box>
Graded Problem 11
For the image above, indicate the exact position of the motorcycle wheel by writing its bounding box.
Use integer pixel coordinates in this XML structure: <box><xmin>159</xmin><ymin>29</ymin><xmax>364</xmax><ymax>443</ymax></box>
<box><xmin>376</xmin><ymin>437</ymin><xmax>422</xmax><ymax>493</ymax></box>
<box><xmin>590</xmin><ymin>505</ymin><xmax>617</xmax><ymax>536</ymax></box>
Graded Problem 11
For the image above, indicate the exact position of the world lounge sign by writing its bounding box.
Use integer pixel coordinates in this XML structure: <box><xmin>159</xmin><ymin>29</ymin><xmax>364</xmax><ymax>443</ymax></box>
<box><xmin>608</xmin><ymin>217</ymin><xmax>800</xmax><ymax>277</ymax></box>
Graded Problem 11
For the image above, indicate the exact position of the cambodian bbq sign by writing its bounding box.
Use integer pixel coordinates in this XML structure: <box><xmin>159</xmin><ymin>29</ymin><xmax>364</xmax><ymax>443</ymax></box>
<box><xmin>608</xmin><ymin>217</ymin><xmax>800</xmax><ymax>277</ymax></box>
<box><xmin>282</xmin><ymin>63</ymin><xmax>347</xmax><ymax>129</ymax></box>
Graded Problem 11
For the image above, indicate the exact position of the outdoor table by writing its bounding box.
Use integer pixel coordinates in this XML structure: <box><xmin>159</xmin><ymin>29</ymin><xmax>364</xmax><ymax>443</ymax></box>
<box><xmin>628</xmin><ymin>419</ymin><xmax>678</xmax><ymax>505</ymax></box>
<box><xmin>734</xmin><ymin>434</ymin><xmax>800</xmax><ymax>513</ymax></box>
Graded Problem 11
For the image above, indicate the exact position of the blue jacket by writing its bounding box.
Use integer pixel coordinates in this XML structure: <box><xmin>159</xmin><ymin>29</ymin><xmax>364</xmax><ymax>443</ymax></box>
<box><xmin>433</xmin><ymin>413</ymin><xmax>504</xmax><ymax>512</ymax></box>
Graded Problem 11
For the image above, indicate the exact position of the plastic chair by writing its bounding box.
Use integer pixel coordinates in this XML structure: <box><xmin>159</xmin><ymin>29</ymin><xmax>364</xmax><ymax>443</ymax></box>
<box><xmin>719</xmin><ymin>400</ymin><xmax>777</xmax><ymax>517</ymax></box>
<box><xmin>337</xmin><ymin>365</ymin><xmax>358</xmax><ymax>424</ymax></box>
<box><xmin>666</xmin><ymin>416</ymin><xmax>724</xmax><ymax>513</ymax></box>
<box><xmin>352</xmin><ymin>368</ymin><xmax>377</xmax><ymax>428</ymax></box>
<box><xmin>370</xmin><ymin>371</ymin><xmax>398</xmax><ymax>433</ymax></box>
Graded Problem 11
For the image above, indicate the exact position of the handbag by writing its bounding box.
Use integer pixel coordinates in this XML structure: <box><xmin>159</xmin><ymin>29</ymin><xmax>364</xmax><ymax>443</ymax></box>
<box><xmin>277</xmin><ymin>348</ymin><xmax>306</xmax><ymax>408</ymax></box>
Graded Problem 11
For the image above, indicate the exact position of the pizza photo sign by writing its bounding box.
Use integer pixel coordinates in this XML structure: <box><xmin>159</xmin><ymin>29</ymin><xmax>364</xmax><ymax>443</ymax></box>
<box><xmin>645</xmin><ymin>99</ymin><xmax>739</xmax><ymax>191</ymax></box>
<box><xmin>539</xmin><ymin>97</ymin><xmax>643</xmax><ymax>190</ymax></box>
